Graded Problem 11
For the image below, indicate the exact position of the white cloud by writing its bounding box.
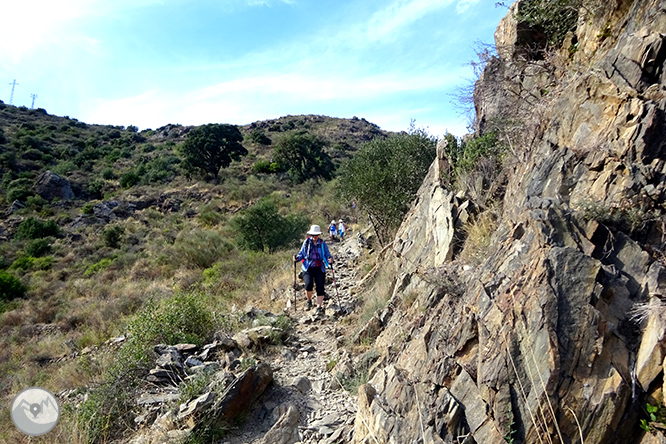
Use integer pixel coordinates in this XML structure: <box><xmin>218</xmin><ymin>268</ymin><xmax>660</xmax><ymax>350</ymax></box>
<box><xmin>366</xmin><ymin>0</ymin><xmax>455</xmax><ymax>41</ymax></box>
<box><xmin>244</xmin><ymin>0</ymin><xmax>296</xmax><ymax>6</ymax></box>
<box><xmin>0</xmin><ymin>0</ymin><xmax>163</xmax><ymax>62</ymax></box>
<box><xmin>456</xmin><ymin>0</ymin><xmax>480</xmax><ymax>13</ymax></box>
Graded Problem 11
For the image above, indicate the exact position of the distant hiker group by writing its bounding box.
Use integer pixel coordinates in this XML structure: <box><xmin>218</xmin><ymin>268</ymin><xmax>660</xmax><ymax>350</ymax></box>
<box><xmin>328</xmin><ymin>219</ymin><xmax>347</xmax><ymax>242</ymax></box>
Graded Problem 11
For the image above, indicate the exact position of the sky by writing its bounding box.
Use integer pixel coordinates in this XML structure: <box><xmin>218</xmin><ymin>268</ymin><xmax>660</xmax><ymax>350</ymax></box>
<box><xmin>0</xmin><ymin>0</ymin><xmax>512</xmax><ymax>138</ymax></box>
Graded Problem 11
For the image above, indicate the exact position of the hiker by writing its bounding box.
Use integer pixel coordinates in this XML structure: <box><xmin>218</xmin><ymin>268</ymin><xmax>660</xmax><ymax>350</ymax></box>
<box><xmin>328</xmin><ymin>220</ymin><xmax>337</xmax><ymax>241</ymax></box>
<box><xmin>338</xmin><ymin>219</ymin><xmax>346</xmax><ymax>241</ymax></box>
<box><xmin>294</xmin><ymin>224</ymin><xmax>334</xmax><ymax>314</ymax></box>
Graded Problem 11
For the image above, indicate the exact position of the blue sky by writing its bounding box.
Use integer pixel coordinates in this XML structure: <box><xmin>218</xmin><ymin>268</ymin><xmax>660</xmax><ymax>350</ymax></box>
<box><xmin>1</xmin><ymin>0</ymin><xmax>511</xmax><ymax>137</ymax></box>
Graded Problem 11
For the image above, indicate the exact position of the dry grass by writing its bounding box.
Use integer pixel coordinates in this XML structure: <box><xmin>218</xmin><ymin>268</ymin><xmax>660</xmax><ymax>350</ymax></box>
<box><xmin>458</xmin><ymin>208</ymin><xmax>499</xmax><ymax>266</ymax></box>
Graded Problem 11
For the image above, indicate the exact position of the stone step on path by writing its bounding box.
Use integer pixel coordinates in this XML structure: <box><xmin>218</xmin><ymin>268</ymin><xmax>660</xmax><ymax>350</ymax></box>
<box><xmin>221</xmin><ymin>238</ymin><xmax>363</xmax><ymax>444</ymax></box>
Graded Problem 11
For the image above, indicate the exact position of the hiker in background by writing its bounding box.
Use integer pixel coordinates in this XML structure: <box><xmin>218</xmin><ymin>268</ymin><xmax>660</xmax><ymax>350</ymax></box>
<box><xmin>337</xmin><ymin>219</ymin><xmax>346</xmax><ymax>241</ymax></box>
<box><xmin>329</xmin><ymin>220</ymin><xmax>337</xmax><ymax>241</ymax></box>
<box><xmin>294</xmin><ymin>225</ymin><xmax>334</xmax><ymax>315</ymax></box>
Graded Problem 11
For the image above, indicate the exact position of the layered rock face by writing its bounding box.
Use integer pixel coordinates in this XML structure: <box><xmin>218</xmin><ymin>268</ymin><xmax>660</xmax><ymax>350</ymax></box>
<box><xmin>353</xmin><ymin>1</ymin><xmax>666</xmax><ymax>443</ymax></box>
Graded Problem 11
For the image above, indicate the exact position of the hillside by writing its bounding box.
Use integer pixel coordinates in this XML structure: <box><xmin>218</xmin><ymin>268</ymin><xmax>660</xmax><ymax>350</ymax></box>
<box><xmin>0</xmin><ymin>103</ymin><xmax>393</xmax><ymax>442</ymax></box>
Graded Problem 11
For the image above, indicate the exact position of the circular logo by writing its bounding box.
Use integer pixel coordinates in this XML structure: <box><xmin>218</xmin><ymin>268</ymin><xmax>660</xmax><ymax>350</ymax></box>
<box><xmin>10</xmin><ymin>387</ymin><xmax>60</xmax><ymax>436</ymax></box>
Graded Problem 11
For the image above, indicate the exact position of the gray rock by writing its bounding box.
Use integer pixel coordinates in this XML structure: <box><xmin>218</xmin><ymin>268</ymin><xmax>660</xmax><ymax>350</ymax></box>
<box><xmin>262</xmin><ymin>403</ymin><xmax>300</xmax><ymax>444</ymax></box>
<box><xmin>292</xmin><ymin>376</ymin><xmax>311</xmax><ymax>394</ymax></box>
<box><xmin>34</xmin><ymin>170</ymin><xmax>74</xmax><ymax>201</ymax></box>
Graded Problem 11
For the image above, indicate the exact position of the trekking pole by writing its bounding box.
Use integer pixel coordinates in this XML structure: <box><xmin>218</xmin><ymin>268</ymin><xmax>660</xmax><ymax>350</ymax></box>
<box><xmin>293</xmin><ymin>259</ymin><xmax>298</xmax><ymax>313</ymax></box>
<box><xmin>330</xmin><ymin>263</ymin><xmax>342</xmax><ymax>310</ymax></box>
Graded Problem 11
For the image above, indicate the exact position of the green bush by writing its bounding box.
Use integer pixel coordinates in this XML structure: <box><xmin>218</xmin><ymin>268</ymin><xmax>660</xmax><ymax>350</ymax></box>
<box><xmin>174</xmin><ymin>229</ymin><xmax>234</xmax><ymax>269</ymax></box>
<box><xmin>142</xmin><ymin>155</ymin><xmax>179</xmax><ymax>184</ymax></box>
<box><xmin>198</xmin><ymin>204</ymin><xmax>224</xmax><ymax>227</ymax></box>
<box><xmin>338</xmin><ymin>126</ymin><xmax>437</xmax><ymax>241</ymax></box>
<box><xmin>0</xmin><ymin>270</ymin><xmax>26</xmax><ymax>301</ymax></box>
<box><xmin>10</xmin><ymin>255</ymin><xmax>54</xmax><ymax>271</ymax></box>
<box><xmin>86</xmin><ymin>179</ymin><xmax>106</xmax><ymax>197</ymax></box>
<box><xmin>7</xmin><ymin>187</ymin><xmax>33</xmax><ymax>202</ymax></box>
<box><xmin>84</xmin><ymin>258</ymin><xmax>113</xmax><ymax>276</ymax></box>
<box><xmin>15</xmin><ymin>217</ymin><xmax>60</xmax><ymax>240</ymax></box>
<box><xmin>516</xmin><ymin>0</ymin><xmax>581</xmax><ymax>48</ymax></box>
<box><xmin>178</xmin><ymin>123</ymin><xmax>247</xmax><ymax>183</ymax></box>
<box><xmin>25</xmin><ymin>238</ymin><xmax>52</xmax><ymax>257</ymax></box>
<box><xmin>232</xmin><ymin>198</ymin><xmax>308</xmax><ymax>252</ymax></box>
<box><xmin>251</xmin><ymin>159</ymin><xmax>280</xmax><ymax>175</ymax></box>
<box><xmin>248</xmin><ymin>128</ymin><xmax>271</xmax><ymax>145</ymax></box>
<box><xmin>82</xmin><ymin>202</ymin><xmax>95</xmax><ymax>215</ymax></box>
<box><xmin>274</xmin><ymin>131</ymin><xmax>334</xmax><ymax>184</ymax></box>
<box><xmin>101</xmin><ymin>167</ymin><xmax>115</xmax><ymax>180</ymax></box>
<box><xmin>109</xmin><ymin>292</ymin><xmax>215</xmax><ymax>380</ymax></box>
<box><xmin>52</xmin><ymin>160</ymin><xmax>78</xmax><ymax>176</ymax></box>
<box><xmin>103</xmin><ymin>226</ymin><xmax>124</xmax><ymax>248</ymax></box>
<box><xmin>25</xmin><ymin>195</ymin><xmax>47</xmax><ymax>211</ymax></box>
<box><xmin>119</xmin><ymin>170</ymin><xmax>140</xmax><ymax>188</ymax></box>
<box><xmin>444</xmin><ymin>132</ymin><xmax>504</xmax><ymax>179</ymax></box>
<box><xmin>80</xmin><ymin>292</ymin><xmax>214</xmax><ymax>443</ymax></box>
<box><xmin>7</xmin><ymin>178</ymin><xmax>34</xmax><ymax>202</ymax></box>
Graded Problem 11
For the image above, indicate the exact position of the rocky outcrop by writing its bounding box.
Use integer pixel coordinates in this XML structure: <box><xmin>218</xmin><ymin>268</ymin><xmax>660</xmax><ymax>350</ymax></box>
<box><xmin>353</xmin><ymin>1</ymin><xmax>666</xmax><ymax>444</ymax></box>
<box><xmin>33</xmin><ymin>170</ymin><xmax>74</xmax><ymax>201</ymax></box>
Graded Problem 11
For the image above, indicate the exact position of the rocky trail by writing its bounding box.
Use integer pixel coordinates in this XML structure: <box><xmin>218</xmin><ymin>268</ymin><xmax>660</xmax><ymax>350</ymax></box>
<box><xmin>125</xmin><ymin>233</ymin><xmax>371</xmax><ymax>444</ymax></box>
<box><xmin>220</xmin><ymin>236</ymin><xmax>364</xmax><ymax>444</ymax></box>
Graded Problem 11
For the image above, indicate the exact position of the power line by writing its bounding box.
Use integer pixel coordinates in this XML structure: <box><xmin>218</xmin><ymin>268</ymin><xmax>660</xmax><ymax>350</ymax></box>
<box><xmin>8</xmin><ymin>79</ymin><xmax>18</xmax><ymax>105</ymax></box>
<box><xmin>30</xmin><ymin>93</ymin><xmax>38</xmax><ymax>109</ymax></box>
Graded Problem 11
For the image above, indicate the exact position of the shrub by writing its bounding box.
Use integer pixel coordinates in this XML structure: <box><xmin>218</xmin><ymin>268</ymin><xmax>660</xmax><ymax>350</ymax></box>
<box><xmin>119</xmin><ymin>170</ymin><xmax>140</xmax><ymax>188</ymax></box>
<box><xmin>84</xmin><ymin>258</ymin><xmax>113</xmax><ymax>276</ymax></box>
<box><xmin>25</xmin><ymin>238</ymin><xmax>52</xmax><ymax>257</ymax></box>
<box><xmin>516</xmin><ymin>0</ymin><xmax>582</xmax><ymax>48</ymax></box>
<box><xmin>178</xmin><ymin>123</ymin><xmax>247</xmax><ymax>183</ymax></box>
<box><xmin>7</xmin><ymin>186</ymin><xmax>33</xmax><ymax>202</ymax></box>
<box><xmin>444</xmin><ymin>132</ymin><xmax>504</xmax><ymax>179</ymax></box>
<box><xmin>25</xmin><ymin>195</ymin><xmax>47</xmax><ymax>211</ymax></box>
<box><xmin>274</xmin><ymin>131</ymin><xmax>334</xmax><ymax>183</ymax></box>
<box><xmin>232</xmin><ymin>198</ymin><xmax>308</xmax><ymax>252</ymax></box>
<box><xmin>248</xmin><ymin>128</ymin><xmax>271</xmax><ymax>145</ymax></box>
<box><xmin>0</xmin><ymin>270</ymin><xmax>26</xmax><ymax>301</ymax></box>
<box><xmin>198</xmin><ymin>204</ymin><xmax>224</xmax><ymax>227</ymax></box>
<box><xmin>174</xmin><ymin>229</ymin><xmax>234</xmax><ymax>269</ymax></box>
<box><xmin>15</xmin><ymin>217</ymin><xmax>60</xmax><ymax>240</ymax></box>
<box><xmin>101</xmin><ymin>167</ymin><xmax>115</xmax><ymax>180</ymax></box>
<box><xmin>10</xmin><ymin>255</ymin><xmax>54</xmax><ymax>271</ymax></box>
<box><xmin>52</xmin><ymin>160</ymin><xmax>78</xmax><ymax>176</ymax></box>
<box><xmin>251</xmin><ymin>159</ymin><xmax>280</xmax><ymax>175</ymax></box>
<box><xmin>7</xmin><ymin>177</ymin><xmax>34</xmax><ymax>202</ymax></box>
<box><xmin>103</xmin><ymin>226</ymin><xmax>124</xmax><ymax>248</ymax></box>
<box><xmin>82</xmin><ymin>202</ymin><xmax>94</xmax><ymax>215</ymax></box>
<box><xmin>86</xmin><ymin>179</ymin><xmax>106</xmax><ymax>197</ymax></box>
<box><xmin>338</xmin><ymin>126</ymin><xmax>437</xmax><ymax>242</ymax></box>
<box><xmin>79</xmin><ymin>292</ymin><xmax>214</xmax><ymax>442</ymax></box>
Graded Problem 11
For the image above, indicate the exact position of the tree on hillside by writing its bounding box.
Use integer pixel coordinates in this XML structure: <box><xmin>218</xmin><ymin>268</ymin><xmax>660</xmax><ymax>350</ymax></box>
<box><xmin>273</xmin><ymin>131</ymin><xmax>334</xmax><ymax>184</ymax></box>
<box><xmin>232</xmin><ymin>198</ymin><xmax>308</xmax><ymax>252</ymax></box>
<box><xmin>178</xmin><ymin>124</ymin><xmax>247</xmax><ymax>183</ymax></box>
<box><xmin>338</xmin><ymin>126</ymin><xmax>437</xmax><ymax>244</ymax></box>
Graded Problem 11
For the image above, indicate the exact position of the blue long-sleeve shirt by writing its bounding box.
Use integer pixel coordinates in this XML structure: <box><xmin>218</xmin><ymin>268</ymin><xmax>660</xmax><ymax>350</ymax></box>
<box><xmin>295</xmin><ymin>237</ymin><xmax>333</xmax><ymax>272</ymax></box>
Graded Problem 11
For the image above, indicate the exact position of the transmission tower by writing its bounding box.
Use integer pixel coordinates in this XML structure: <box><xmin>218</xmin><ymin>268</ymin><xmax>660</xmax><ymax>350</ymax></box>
<box><xmin>30</xmin><ymin>93</ymin><xmax>38</xmax><ymax>109</ymax></box>
<box><xmin>9</xmin><ymin>79</ymin><xmax>18</xmax><ymax>105</ymax></box>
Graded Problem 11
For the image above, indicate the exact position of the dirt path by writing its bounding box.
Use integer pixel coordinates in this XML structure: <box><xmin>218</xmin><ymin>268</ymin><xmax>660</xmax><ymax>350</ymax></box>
<box><xmin>222</xmin><ymin>236</ymin><xmax>365</xmax><ymax>444</ymax></box>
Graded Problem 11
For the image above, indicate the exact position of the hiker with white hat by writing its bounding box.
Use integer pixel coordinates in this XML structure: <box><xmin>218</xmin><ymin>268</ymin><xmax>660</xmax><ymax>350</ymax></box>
<box><xmin>328</xmin><ymin>220</ymin><xmax>338</xmax><ymax>241</ymax></box>
<box><xmin>338</xmin><ymin>219</ymin><xmax>346</xmax><ymax>241</ymax></box>
<box><xmin>294</xmin><ymin>224</ymin><xmax>334</xmax><ymax>315</ymax></box>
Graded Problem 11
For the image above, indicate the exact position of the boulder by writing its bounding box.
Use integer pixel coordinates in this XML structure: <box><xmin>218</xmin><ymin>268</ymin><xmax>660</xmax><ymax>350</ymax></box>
<box><xmin>262</xmin><ymin>403</ymin><xmax>300</xmax><ymax>444</ymax></box>
<box><xmin>33</xmin><ymin>170</ymin><xmax>74</xmax><ymax>201</ymax></box>
<box><xmin>211</xmin><ymin>363</ymin><xmax>274</xmax><ymax>426</ymax></box>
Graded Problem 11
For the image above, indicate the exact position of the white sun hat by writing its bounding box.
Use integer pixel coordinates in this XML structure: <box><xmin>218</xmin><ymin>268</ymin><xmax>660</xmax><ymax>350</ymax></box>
<box><xmin>307</xmin><ymin>225</ymin><xmax>322</xmax><ymax>235</ymax></box>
